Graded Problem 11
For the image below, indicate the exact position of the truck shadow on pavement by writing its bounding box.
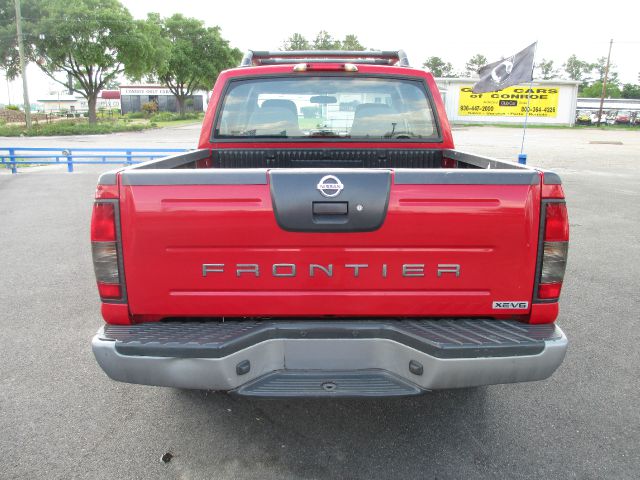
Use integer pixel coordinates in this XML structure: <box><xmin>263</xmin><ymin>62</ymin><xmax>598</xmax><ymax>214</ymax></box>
<box><xmin>162</xmin><ymin>387</ymin><xmax>496</xmax><ymax>479</ymax></box>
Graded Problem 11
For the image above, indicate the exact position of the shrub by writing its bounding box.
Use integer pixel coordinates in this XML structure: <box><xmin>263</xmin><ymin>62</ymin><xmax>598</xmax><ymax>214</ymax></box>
<box><xmin>151</xmin><ymin>111</ymin><xmax>179</xmax><ymax>122</ymax></box>
<box><xmin>0</xmin><ymin>118</ymin><xmax>154</xmax><ymax>137</ymax></box>
<box><xmin>126</xmin><ymin>111</ymin><xmax>147</xmax><ymax>119</ymax></box>
<box><xmin>141</xmin><ymin>101</ymin><xmax>159</xmax><ymax>116</ymax></box>
<box><xmin>5</xmin><ymin>104</ymin><xmax>20</xmax><ymax>111</ymax></box>
<box><xmin>150</xmin><ymin>111</ymin><xmax>203</xmax><ymax>122</ymax></box>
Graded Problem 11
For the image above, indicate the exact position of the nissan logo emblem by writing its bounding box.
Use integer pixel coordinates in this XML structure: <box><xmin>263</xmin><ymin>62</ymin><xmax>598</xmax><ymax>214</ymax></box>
<box><xmin>317</xmin><ymin>175</ymin><xmax>344</xmax><ymax>198</ymax></box>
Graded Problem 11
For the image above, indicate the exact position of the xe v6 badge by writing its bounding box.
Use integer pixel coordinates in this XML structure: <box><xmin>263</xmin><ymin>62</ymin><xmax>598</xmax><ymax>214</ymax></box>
<box><xmin>317</xmin><ymin>175</ymin><xmax>344</xmax><ymax>198</ymax></box>
<box><xmin>492</xmin><ymin>301</ymin><xmax>529</xmax><ymax>310</ymax></box>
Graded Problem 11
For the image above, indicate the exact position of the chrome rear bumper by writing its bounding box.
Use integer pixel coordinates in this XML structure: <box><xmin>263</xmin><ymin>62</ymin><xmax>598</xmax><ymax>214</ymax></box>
<box><xmin>92</xmin><ymin>319</ymin><xmax>567</xmax><ymax>397</ymax></box>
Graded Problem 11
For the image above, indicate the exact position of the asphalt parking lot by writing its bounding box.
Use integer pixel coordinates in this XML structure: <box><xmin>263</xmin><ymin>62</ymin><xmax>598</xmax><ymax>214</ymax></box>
<box><xmin>1</xmin><ymin>125</ymin><xmax>639</xmax><ymax>479</ymax></box>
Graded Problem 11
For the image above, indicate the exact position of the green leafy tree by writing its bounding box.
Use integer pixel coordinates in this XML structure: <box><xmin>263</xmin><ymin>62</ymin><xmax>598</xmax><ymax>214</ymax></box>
<box><xmin>422</xmin><ymin>56</ymin><xmax>455</xmax><ymax>77</ymax></box>
<box><xmin>283</xmin><ymin>32</ymin><xmax>365</xmax><ymax>51</ymax></box>
<box><xmin>621</xmin><ymin>83</ymin><xmax>640</xmax><ymax>99</ymax></box>
<box><xmin>103</xmin><ymin>78</ymin><xmax>120</xmax><ymax>90</ymax></box>
<box><xmin>563</xmin><ymin>54</ymin><xmax>592</xmax><ymax>82</ymax></box>
<box><xmin>313</xmin><ymin>30</ymin><xmax>342</xmax><ymax>50</ymax></box>
<box><xmin>1</xmin><ymin>0</ymin><xmax>160</xmax><ymax>123</ymax></box>
<box><xmin>283</xmin><ymin>33</ymin><xmax>310</xmax><ymax>51</ymax></box>
<box><xmin>535</xmin><ymin>59</ymin><xmax>559</xmax><ymax>80</ymax></box>
<box><xmin>341</xmin><ymin>34</ymin><xmax>365</xmax><ymax>51</ymax></box>
<box><xmin>579</xmin><ymin>81</ymin><xmax>621</xmax><ymax>99</ymax></box>
<box><xmin>148</xmin><ymin>13</ymin><xmax>241</xmax><ymax>116</ymax></box>
<box><xmin>0</xmin><ymin>0</ymin><xmax>41</xmax><ymax>77</ymax></box>
<box><xmin>591</xmin><ymin>56</ymin><xmax>619</xmax><ymax>85</ymax></box>
<box><xmin>464</xmin><ymin>54</ymin><xmax>487</xmax><ymax>77</ymax></box>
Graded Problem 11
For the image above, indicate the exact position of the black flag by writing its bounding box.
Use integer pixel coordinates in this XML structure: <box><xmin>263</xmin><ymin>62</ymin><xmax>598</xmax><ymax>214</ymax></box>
<box><xmin>472</xmin><ymin>42</ymin><xmax>536</xmax><ymax>94</ymax></box>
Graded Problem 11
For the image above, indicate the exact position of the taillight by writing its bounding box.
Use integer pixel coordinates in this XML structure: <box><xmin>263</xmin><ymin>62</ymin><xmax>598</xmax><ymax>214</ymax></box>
<box><xmin>91</xmin><ymin>203</ymin><xmax>116</xmax><ymax>241</ymax></box>
<box><xmin>537</xmin><ymin>202</ymin><xmax>569</xmax><ymax>300</ymax></box>
<box><xmin>91</xmin><ymin>201</ymin><xmax>124</xmax><ymax>301</ymax></box>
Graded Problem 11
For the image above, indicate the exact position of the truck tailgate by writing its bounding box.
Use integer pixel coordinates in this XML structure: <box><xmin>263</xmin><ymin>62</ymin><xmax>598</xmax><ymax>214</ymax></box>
<box><xmin>118</xmin><ymin>168</ymin><xmax>541</xmax><ymax>319</ymax></box>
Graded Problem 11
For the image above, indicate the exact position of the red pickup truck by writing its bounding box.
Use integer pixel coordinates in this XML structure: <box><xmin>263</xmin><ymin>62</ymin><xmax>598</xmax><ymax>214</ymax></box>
<box><xmin>91</xmin><ymin>50</ymin><xmax>568</xmax><ymax>397</ymax></box>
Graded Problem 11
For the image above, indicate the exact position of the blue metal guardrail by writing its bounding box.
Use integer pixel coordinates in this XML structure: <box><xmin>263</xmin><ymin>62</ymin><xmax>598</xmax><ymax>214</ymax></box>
<box><xmin>0</xmin><ymin>147</ymin><xmax>189</xmax><ymax>174</ymax></box>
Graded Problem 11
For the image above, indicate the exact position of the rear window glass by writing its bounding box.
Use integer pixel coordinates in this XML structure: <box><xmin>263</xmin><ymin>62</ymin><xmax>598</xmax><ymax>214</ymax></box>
<box><xmin>214</xmin><ymin>76</ymin><xmax>438</xmax><ymax>140</ymax></box>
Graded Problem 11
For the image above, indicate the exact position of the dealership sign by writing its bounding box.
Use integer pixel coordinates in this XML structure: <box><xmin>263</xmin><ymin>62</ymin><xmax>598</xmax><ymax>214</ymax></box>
<box><xmin>121</xmin><ymin>87</ymin><xmax>173</xmax><ymax>96</ymax></box>
<box><xmin>458</xmin><ymin>85</ymin><xmax>559</xmax><ymax>117</ymax></box>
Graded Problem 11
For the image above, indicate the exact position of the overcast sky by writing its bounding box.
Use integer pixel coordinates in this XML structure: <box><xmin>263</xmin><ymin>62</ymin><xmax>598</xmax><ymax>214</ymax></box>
<box><xmin>3</xmin><ymin>0</ymin><xmax>639</xmax><ymax>104</ymax></box>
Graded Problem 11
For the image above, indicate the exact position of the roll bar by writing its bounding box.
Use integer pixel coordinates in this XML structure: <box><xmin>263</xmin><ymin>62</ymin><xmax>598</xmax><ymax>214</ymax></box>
<box><xmin>240</xmin><ymin>50</ymin><xmax>410</xmax><ymax>67</ymax></box>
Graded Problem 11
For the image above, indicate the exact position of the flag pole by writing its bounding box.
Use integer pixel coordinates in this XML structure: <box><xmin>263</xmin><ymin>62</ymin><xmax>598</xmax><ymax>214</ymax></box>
<box><xmin>519</xmin><ymin>41</ymin><xmax>538</xmax><ymax>164</ymax></box>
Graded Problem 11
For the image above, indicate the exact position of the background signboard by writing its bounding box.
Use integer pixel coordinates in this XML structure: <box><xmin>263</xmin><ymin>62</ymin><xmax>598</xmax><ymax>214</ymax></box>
<box><xmin>120</xmin><ymin>87</ymin><xmax>173</xmax><ymax>95</ymax></box>
<box><xmin>458</xmin><ymin>85</ymin><xmax>560</xmax><ymax>117</ymax></box>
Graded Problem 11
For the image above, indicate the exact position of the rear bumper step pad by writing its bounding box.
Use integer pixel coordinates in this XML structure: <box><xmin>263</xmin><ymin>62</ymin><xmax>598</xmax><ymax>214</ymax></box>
<box><xmin>99</xmin><ymin>319</ymin><xmax>562</xmax><ymax>359</ymax></box>
<box><xmin>236</xmin><ymin>370</ymin><xmax>422</xmax><ymax>397</ymax></box>
<box><xmin>92</xmin><ymin>319</ymin><xmax>567</xmax><ymax>395</ymax></box>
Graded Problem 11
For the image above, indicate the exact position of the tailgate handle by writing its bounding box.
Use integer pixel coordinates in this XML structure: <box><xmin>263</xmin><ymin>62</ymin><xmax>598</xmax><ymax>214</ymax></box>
<box><xmin>312</xmin><ymin>202</ymin><xmax>348</xmax><ymax>215</ymax></box>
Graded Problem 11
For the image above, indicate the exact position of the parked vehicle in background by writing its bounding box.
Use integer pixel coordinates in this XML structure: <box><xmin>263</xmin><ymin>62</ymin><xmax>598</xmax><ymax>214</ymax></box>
<box><xmin>603</xmin><ymin>112</ymin><xmax>617</xmax><ymax>125</ymax></box>
<box><xmin>614</xmin><ymin>110</ymin><xmax>632</xmax><ymax>124</ymax></box>
<box><xmin>590</xmin><ymin>112</ymin><xmax>604</xmax><ymax>124</ymax></box>
<box><xmin>576</xmin><ymin>110</ymin><xmax>592</xmax><ymax>125</ymax></box>
<box><xmin>90</xmin><ymin>50</ymin><xmax>570</xmax><ymax>397</ymax></box>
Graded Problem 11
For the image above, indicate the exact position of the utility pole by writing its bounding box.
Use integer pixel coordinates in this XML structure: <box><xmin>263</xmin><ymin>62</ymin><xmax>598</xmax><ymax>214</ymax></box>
<box><xmin>596</xmin><ymin>39</ymin><xmax>613</xmax><ymax>127</ymax></box>
<box><xmin>5</xmin><ymin>72</ymin><xmax>10</xmax><ymax>104</ymax></box>
<box><xmin>14</xmin><ymin>0</ymin><xmax>32</xmax><ymax>129</ymax></box>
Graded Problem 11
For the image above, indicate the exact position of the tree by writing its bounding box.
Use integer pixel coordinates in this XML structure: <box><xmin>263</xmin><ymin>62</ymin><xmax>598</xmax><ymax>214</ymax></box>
<box><xmin>282</xmin><ymin>32</ymin><xmax>366</xmax><ymax>51</ymax></box>
<box><xmin>148</xmin><ymin>13</ymin><xmax>241</xmax><ymax>116</ymax></box>
<box><xmin>313</xmin><ymin>30</ymin><xmax>342</xmax><ymax>50</ymax></box>
<box><xmin>283</xmin><ymin>33</ymin><xmax>310</xmax><ymax>51</ymax></box>
<box><xmin>2</xmin><ymin>0</ymin><xmax>159</xmax><ymax>123</ymax></box>
<box><xmin>341</xmin><ymin>34</ymin><xmax>365</xmax><ymax>51</ymax></box>
<box><xmin>579</xmin><ymin>81</ymin><xmax>621</xmax><ymax>99</ymax></box>
<box><xmin>0</xmin><ymin>0</ymin><xmax>41</xmax><ymax>78</ymax></box>
<box><xmin>103</xmin><ymin>78</ymin><xmax>120</xmax><ymax>90</ymax></box>
<box><xmin>563</xmin><ymin>54</ymin><xmax>592</xmax><ymax>82</ymax></box>
<box><xmin>621</xmin><ymin>84</ymin><xmax>640</xmax><ymax>99</ymax></box>
<box><xmin>464</xmin><ymin>54</ymin><xmax>487</xmax><ymax>77</ymax></box>
<box><xmin>535</xmin><ymin>59</ymin><xmax>559</xmax><ymax>80</ymax></box>
<box><xmin>591</xmin><ymin>56</ymin><xmax>619</xmax><ymax>85</ymax></box>
<box><xmin>422</xmin><ymin>56</ymin><xmax>455</xmax><ymax>77</ymax></box>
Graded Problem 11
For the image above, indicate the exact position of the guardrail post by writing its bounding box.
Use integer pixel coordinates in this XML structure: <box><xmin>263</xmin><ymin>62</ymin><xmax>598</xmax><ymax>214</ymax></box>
<box><xmin>126</xmin><ymin>150</ymin><xmax>133</xmax><ymax>165</ymax></box>
<box><xmin>9</xmin><ymin>148</ymin><xmax>17</xmax><ymax>174</ymax></box>
<box><xmin>65</xmin><ymin>149</ymin><xmax>73</xmax><ymax>172</ymax></box>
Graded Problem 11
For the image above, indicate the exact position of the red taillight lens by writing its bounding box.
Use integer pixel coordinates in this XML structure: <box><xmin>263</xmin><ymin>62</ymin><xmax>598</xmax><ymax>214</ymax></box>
<box><xmin>537</xmin><ymin>202</ymin><xmax>569</xmax><ymax>301</ymax></box>
<box><xmin>538</xmin><ymin>283</ymin><xmax>562</xmax><ymax>299</ymax></box>
<box><xmin>91</xmin><ymin>203</ymin><xmax>116</xmax><ymax>242</ymax></box>
<box><xmin>97</xmin><ymin>282</ymin><xmax>122</xmax><ymax>299</ymax></box>
<box><xmin>91</xmin><ymin>201</ymin><xmax>123</xmax><ymax>301</ymax></box>
<box><xmin>544</xmin><ymin>203</ymin><xmax>569</xmax><ymax>241</ymax></box>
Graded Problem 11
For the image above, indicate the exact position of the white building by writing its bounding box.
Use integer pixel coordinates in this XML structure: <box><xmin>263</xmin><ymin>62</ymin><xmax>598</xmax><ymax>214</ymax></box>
<box><xmin>576</xmin><ymin>97</ymin><xmax>640</xmax><ymax>112</ymax></box>
<box><xmin>436</xmin><ymin>78</ymin><xmax>580</xmax><ymax>126</ymax></box>
<box><xmin>36</xmin><ymin>90</ymin><xmax>123</xmax><ymax>114</ymax></box>
<box><xmin>97</xmin><ymin>90</ymin><xmax>121</xmax><ymax>111</ymax></box>
<box><xmin>36</xmin><ymin>94</ymin><xmax>83</xmax><ymax>113</ymax></box>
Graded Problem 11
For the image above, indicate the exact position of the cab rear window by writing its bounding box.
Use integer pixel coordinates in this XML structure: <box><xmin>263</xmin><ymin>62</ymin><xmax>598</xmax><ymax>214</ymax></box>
<box><xmin>214</xmin><ymin>76</ymin><xmax>439</xmax><ymax>140</ymax></box>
